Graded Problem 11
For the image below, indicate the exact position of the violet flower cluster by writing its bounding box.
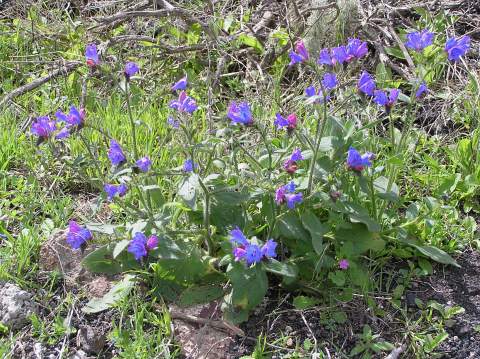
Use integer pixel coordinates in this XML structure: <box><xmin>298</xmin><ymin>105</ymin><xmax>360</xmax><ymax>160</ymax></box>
<box><xmin>229</xmin><ymin>227</ymin><xmax>277</xmax><ymax>266</ymax></box>
<box><xmin>127</xmin><ymin>232</ymin><xmax>159</xmax><ymax>261</ymax></box>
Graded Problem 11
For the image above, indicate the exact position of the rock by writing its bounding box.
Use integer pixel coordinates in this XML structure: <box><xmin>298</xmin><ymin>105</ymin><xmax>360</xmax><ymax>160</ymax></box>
<box><xmin>76</xmin><ymin>325</ymin><xmax>106</xmax><ymax>354</ymax></box>
<box><xmin>33</xmin><ymin>343</ymin><xmax>44</xmax><ymax>359</ymax></box>
<box><xmin>405</xmin><ymin>292</ymin><xmax>416</xmax><ymax>307</ymax></box>
<box><xmin>0</xmin><ymin>283</ymin><xmax>38</xmax><ymax>330</ymax></box>
<box><xmin>456</xmin><ymin>324</ymin><xmax>471</xmax><ymax>337</ymax></box>
<box><xmin>285</xmin><ymin>325</ymin><xmax>293</xmax><ymax>333</ymax></box>
<box><xmin>170</xmin><ymin>303</ymin><xmax>235</xmax><ymax>359</ymax></box>
<box><xmin>286</xmin><ymin>337</ymin><xmax>294</xmax><ymax>347</ymax></box>
<box><xmin>88</xmin><ymin>276</ymin><xmax>112</xmax><ymax>298</ymax></box>
<box><xmin>69</xmin><ymin>350</ymin><xmax>91</xmax><ymax>359</ymax></box>
<box><xmin>38</xmin><ymin>230</ymin><xmax>95</xmax><ymax>288</ymax></box>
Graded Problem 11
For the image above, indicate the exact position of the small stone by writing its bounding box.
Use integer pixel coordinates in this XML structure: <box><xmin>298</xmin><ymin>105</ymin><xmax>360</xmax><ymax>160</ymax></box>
<box><xmin>405</xmin><ymin>292</ymin><xmax>416</xmax><ymax>307</ymax></box>
<box><xmin>457</xmin><ymin>324</ymin><xmax>471</xmax><ymax>336</ymax></box>
<box><xmin>0</xmin><ymin>283</ymin><xmax>38</xmax><ymax>330</ymax></box>
<box><xmin>76</xmin><ymin>325</ymin><xmax>106</xmax><ymax>354</ymax></box>
<box><xmin>69</xmin><ymin>350</ymin><xmax>90</xmax><ymax>359</ymax></box>
<box><xmin>33</xmin><ymin>343</ymin><xmax>44</xmax><ymax>359</ymax></box>
<box><xmin>286</xmin><ymin>337</ymin><xmax>294</xmax><ymax>347</ymax></box>
<box><xmin>285</xmin><ymin>325</ymin><xmax>293</xmax><ymax>333</ymax></box>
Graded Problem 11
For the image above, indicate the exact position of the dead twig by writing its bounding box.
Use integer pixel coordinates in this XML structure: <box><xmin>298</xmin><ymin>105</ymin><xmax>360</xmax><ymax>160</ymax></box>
<box><xmin>169</xmin><ymin>310</ymin><xmax>244</xmax><ymax>337</ymax></box>
<box><xmin>0</xmin><ymin>61</ymin><xmax>82</xmax><ymax>109</ymax></box>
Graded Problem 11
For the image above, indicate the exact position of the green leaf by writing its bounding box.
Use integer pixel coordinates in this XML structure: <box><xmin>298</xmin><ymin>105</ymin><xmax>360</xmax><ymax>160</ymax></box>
<box><xmin>373</xmin><ymin>176</ymin><xmax>399</xmax><ymax>202</ymax></box>
<box><xmin>237</xmin><ymin>34</ymin><xmax>264</xmax><ymax>53</ymax></box>
<box><xmin>82</xmin><ymin>274</ymin><xmax>135</xmax><ymax>313</ymax></box>
<box><xmin>274</xmin><ymin>212</ymin><xmax>310</xmax><ymax>241</ymax></box>
<box><xmin>82</xmin><ymin>244</ymin><xmax>123</xmax><ymax>274</ymax></box>
<box><xmin>86</xmin><ymin>223</ymin><xmax>118</xmax><ymax>235</ymax></box>
<box><xmin>301</xmin><ymin>210</ymin><xmax>327</xmax><ymax>255</ymax></box>
<box><xmin>113</xmin><ymin>240</ymin><xmax>130</xmax><ymax>259</ymax></box>
<box><xmin>178</xmin><ymin>174</ymin><xmax>199</xmax><ymax>209</ymax></box>
<box><xmin>384</xmin><ymin>46</ymin><xmax>406</xmax><ymax>59</ymax></box>
<box><xmin>399</xmin><ymin>239</ymin><xmax>460</xmax><ymax>267</ymax></box>
<box><xmin>293</xmin><ymin>296</ymin><xmax>319</xmax><ymax>309</ymax></box>
<box><xmin>328</xmin><ymin>271</ymin><xmax>346</xmax><ymax>286</ymax></box>
<box><xmin>178</xmin><ymin>285</ymin><xmax>224</xmax><ymax>307</ymax></box>
<box><xmin>336</xmin><ymin>224</ymin><xmax>385</xmax><ymax>254</ymax></box>
<box><xmin>263</xmin><ymin>259</ymin><xmax>298</xmax><ymax>278</ymax></box>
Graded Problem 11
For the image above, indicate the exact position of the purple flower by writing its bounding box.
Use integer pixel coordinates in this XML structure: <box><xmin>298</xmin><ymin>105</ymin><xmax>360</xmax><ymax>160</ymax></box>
<box><xmin>276</xmin><ymin>181</ymin><xmax>303</xmax><ymax>209</ymax></box>
<box><xmin>227</xmin><ymin>101</ymin><xmax>253</xmax><ymax>125</ymax></box>
<box><xmin>261</xmin><ymin>239</ymin><xmax>277</xmax><ymax>258</ymax></box>
<box><xmin>285</xmin><ymin>193</ymin><xmax>303</xmax><ymax>209</ymax></box>
<box><xmin>183</xmin><ymin>159</ymin><xmax>195</xmax><ymax>172</ymax></box>
<box><xmin>169</xmin><ymin>91</ymin><xmax>198</xmax><ymax>114</ymax></box>
<box><xmin>128</xmin><ymin>232</ymin><xmax>148</xmax><ymax>261</ymax></box>
<box><xmin>317</xmin><ymin>48</ymin><xmax>333</xmax><ymax>66</ymax></box>
<box><xmin>346</xmin><ymin>38</ymin><xmax>368</xmax><ymax>61</ymax></box>
<box><xmin>445</xmin><ymin>36</ymin><xmax>470</xmax><ymax>61</ymax></box>
<box><xmin>85</xmin><ymin>43</ymin><xmax>99</xmax><ymax>67</ymax></box>
<box><xmin>66</xmin><ymin>220</ymin><xmax>92</xmax><ymax>249</ymax></box>
<box><xmin>290</xmin><ymin>148</ymin><xmax>303</xmax><ymax>162</ymax></box>
<box><xmin>331</xmin><ymin>46</ymin><xmax>348</xmax><ymax>65</ymax></box>
<box><xmin>322</xmin><ymin>72</ymin><xmax>338</xmax><ymax>90</ymax></box>
<box><xmin>245</xmin><ymin>244</ymin><xmax>263</xmax><ymax>265</ymax></box>
<box><xmin>289</xmin><ymin>40</ymin><xmax>309</xmax><ymax>65</ymax></box>
<box><xmin>55</xmin><ymin>105</ymin><xmax>85</xmax><ymax>127</ymax></box>
<box><xmin>31</xmin><ymin>116</ymin><xmax>57</xmax><ymax>139</ymax></box>
<box><xmin>230</xmin><ymin>227</ymin><xmax>249</xmax><ymax>246</ymax></box>
<box><xmin>233</xmin><ymin>247</ymin><xmax>247</xmax><ymax>261</ymax></box>
<box><xmin>136</xmin><ymin>156</ymin><xmax>152</xmax><ymax>172</ymax></box>
<box><xmin>305</xmin><ymin>86</ymin><xmax>330</xmax><ymax>104</ymax></box>
<box><xmin>172</xmin><ymin>76</ymin><xmax>187</xmax><ymax>91</ymax></box>
<box><xmin>339</xmin><ymin>259</ymin><xmax>349</xmax><ymax>270</ymax></box>
<box><xmin>146</xmin><ymin>235</ymin><xmax>159</xmax><ymax>251</ymax></box>
<box><xmin>405</xmin><ymin>30</ymin><xmax>434</xmax><ymax>52</ymax></box>
<box><xmin>167</xmin><ymin>116</ymin><xmax>180</xmax><ymax>128</ymax></box>
<box><xmin>305</xmin><ymin>86</ymin><xmax>317</xmax><ymax>98</ymax></box>
<box><xmin>374</xmin><ymin>89</ymin><xmax>400</xmax><ymax>110</ymax></box>
<box><xmin>274</xmin><ymin>113</ymin><xmax>297</xmax><ymax>131</ymax></box>
<box><xmin>346</xmin><ymin>147</ymin><xmax>374</xmax><ymax>172</ymax></box>
<box><xmin>108</xmin><ymin>139</ymin><xmax>126</xmax><ymax>166</ymax></box>
<box><xmin>104</xmin><ymin>183</ymin><xmax>128</xmax><ymax>201</ymax></box>
<box><xmin>416</xmin><ymin>82</ymin><xmax>428</xmax><ymax>99</ymax></box>
<box><xmin>283</xmin><ymin>149</ymin><xmax>303</xmax><ymax>174</ymax></box>
<box><xmin>55</xmin><ymin>127</ymin><xmax>70</xmax><ymax>140</ymax></box>
<box><xmin>124</xmin><ymin>62</ymin><xmax>139</xmax><ymax>78</ymax></box>
<box><xmin>358</xmin><ymin>71</ymin><xmax>376</xmax><ymax>96</ymax></box>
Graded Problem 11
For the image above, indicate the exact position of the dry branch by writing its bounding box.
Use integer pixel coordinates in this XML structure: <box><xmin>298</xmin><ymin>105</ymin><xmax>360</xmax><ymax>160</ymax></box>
<box><xmin>0</xmin><ymin>61</ymin><xmax>82</xmax><ymax>109</ymax></box>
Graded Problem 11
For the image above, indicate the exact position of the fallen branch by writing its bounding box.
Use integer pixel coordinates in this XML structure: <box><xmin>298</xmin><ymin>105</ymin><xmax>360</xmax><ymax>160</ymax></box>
<box><xmin>0</xmin><ymin>61</ymin><xmax>82</xmax><ymax>109</ymax></box>
<box><xmin>102</xmin><ymin>35</ymin><xmax>206</xmax><ymax>53</ymax></box>
<box><xmin>170</xmin><ymin>310</ymin><xmax>245</xmax><ymax>337</ymax></box>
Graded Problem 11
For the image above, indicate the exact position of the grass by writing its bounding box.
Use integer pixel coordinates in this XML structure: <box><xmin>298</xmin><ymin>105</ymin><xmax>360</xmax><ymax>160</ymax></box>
<box><xmin>1</xmin><ymin>2</ymin><xmax>479</xmax><ymax>358</ymax></box>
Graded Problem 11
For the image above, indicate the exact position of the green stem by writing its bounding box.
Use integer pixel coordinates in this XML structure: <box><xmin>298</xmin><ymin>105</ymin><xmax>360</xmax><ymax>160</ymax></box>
<box><xmin>307</xmin><ymin>93</ymin><xmax>328</xmax><ymax>194</ymax></box>
<box><xmin>369</xmin><ymin>173</ymin><xmax>378</xmax><ymax>220</ymax></box>
<box><xmin>125</xmin><ymin>81</ymin><xmax>139</xmax><ymax>159</ymax></box>
<box><xmin>197</xmin><ymin>177</ymin><xmax>213</xmax><ymax>256</ymax></box>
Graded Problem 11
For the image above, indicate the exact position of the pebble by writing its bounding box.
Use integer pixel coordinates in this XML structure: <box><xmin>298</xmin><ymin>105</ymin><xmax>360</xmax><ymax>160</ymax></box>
<box><xmin>0</xmin><ymin>283</ymin><xmax>38</xmax><ymax>330</ymax></box>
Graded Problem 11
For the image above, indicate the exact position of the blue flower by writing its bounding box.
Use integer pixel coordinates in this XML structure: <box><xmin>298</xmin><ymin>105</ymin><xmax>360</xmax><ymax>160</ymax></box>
<box><xmin>285</xmin><ymin>193</ymin><xmax>303</xmax><ymax>209</ymax></box>
<box><xmin>136</xmin><ymin>156</ymin><xmax>152</xmax><ymax>172</ymax></box>
<box><xmin>317</xmin><ymin>48</ymin><xmax>333</xmax><ymax>66</ymax></box>
<box><xmin>233</xmin><ymin>246</ymin><xmax>247</xmax><ymax>261</ymax></box>
<box><xmin>261</xmin><ymin>239</ymin><xmax>277</xmax><ymax>258</ymax></box>
<box><xmin>66</xmin><ymin>221</ymin><xmax>92</xmax><ymax>249</ymax></box>
<box><xmin>124</xmin><ymin>62</ymin><xmax>139</xmax><ymax>79</ymax></box>
<box><xmin>183</xmin><ymin>159</ymin><xmax>195</xmax><ymax>172</ymax></box>
<box><xmin>358</xmin><ymin>71</ymin><xmax>376</xmax><ymax>96</ymax></box>
<box><xmin>289</xmin><ymin>40</ymin><xmax>309</xmax><ymax>65</ymax></box>
<box><xmin>55</xmin><ymin>105</ymin><xmax>85</xmax><ymax>127</ymax></box>
<box><xmin>55</xmin><ymin>127</ymin><xmax>70</xmax><ymax>140</ymax></box>
<box><xmin>305</xmin><ymin>86</ymin><xmax>317</xmax><ymax>98</ymax></box>
<box><xmin>274</xmin><ymin>113</ymin><xmax>297</xmax><ymax>131</ymax></box>
<box><xmin>172</xmin><ymin>76</ymin><xmax>187</xmax><ymax>91</ymax></box>
<box><xmin>85</xmin><ymin>43</ymin><xmax>99</xmax><ymax>67</ymax></box>
<box><xmin>169</xmin><ymin>91</ymin><xmax>198</xmax><ymax>114</ymax></box>
<box><xmin>305</xmin><ymin>86</ymin><xmax>330</xmax><ymax>104</ymax></box>
<box><xmin>245</xmin><ymin>244</ymin><xmax>263</xmax><ymax>265</ymax></box>
<box><xmin>331</xmin><ymin>46</ymin><xmax>347</xmax><ymax>65</ymax></box>
<box><xmin>230</xmin><ymin>227</ymin><xmax>249</xmax><ymax>246</ymax></box>
<box><xmin>104</xmin><ymin>183</ymin><xmax>127</xmax><ymax>201</ymax></box>
<box><xmin>108</xmin><ymin>139</ymin><xmax>126</xmax><ymax>166</ymax></box>
<box><xmin>227</xmin><ymin>101</ymin><xmax>253</xmax><ymax>125</ymax></box>
<box><xmin>445</xmin><ymin>36</ymin><xmax>470</xmax><ymax>61</ymax></box>
<box><xmin>346</xmin><ymin>38</ymin><xmax>368</xmax><ymax>61</ymax></box>
<box><xmin>405</xmin><ymin>29</ymin><xmax>434</xmax><ymax>52</ymax></box>
<box><xmin>346</xmin><ymin>147</ymin><xmax>374</xmax><ymax>172</ymax></box>
<box><xmin>31</xmin><ymin>116</ymin><xmax>56</xmax><ymax>139</ymax></box>
<box><xmin>285</xmin><ymin>181</ymin><xmax>296</xmax><ymax>193</ymax></box>
<box><xmin>416</xmin><ymin>82</ymin><xmax>428</xmax><ymax>99</ymax></box>
<box><xmin>128</xmin><ymin>232</ymin><xmax>148</xmax><ymax>261</ymax></box>
<box><xmin>167</xmin><ymin>116</ymin><xmax>180</xmax><ymax>128</ymax></box>
<box><xmin>322</xmin><ymin>72</ymin><xmax>338</xmax><ymax>90</ymax></box>
<box><xmin>374</xmin><ymin>89</ymin><xmax>400</xmax><ymax>110</ymax></box>
<box><xmin>290</xmin><ymin>148</ymin><xmax>303</xmax><ymax>162</ymax></box>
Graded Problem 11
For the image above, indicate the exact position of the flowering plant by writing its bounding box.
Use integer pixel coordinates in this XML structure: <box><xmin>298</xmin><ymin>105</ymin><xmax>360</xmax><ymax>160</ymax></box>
<box><xmin>30</xmin><ymin>27</ymin><xmax>465</xmax><ymax>322</ymax></box>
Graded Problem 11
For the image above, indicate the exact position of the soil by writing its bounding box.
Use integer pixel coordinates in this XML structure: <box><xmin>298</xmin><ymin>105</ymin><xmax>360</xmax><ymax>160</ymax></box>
<box><xmin>228</xmin><ymin>249</ymin><xmax>480</xmax><ymax>358</ymax></box>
